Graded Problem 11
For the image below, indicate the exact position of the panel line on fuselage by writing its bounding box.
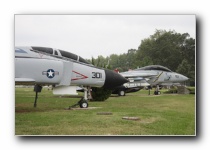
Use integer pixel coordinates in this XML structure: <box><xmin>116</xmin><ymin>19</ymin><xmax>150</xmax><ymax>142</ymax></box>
<box><xmin>153</xmin><ymin>71</ymin><xmax>163</xmax><ymax>83</ymax></box>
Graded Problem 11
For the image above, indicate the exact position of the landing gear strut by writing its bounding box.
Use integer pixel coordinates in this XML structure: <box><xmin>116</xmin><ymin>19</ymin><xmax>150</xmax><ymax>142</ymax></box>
<box><xmin>148</xmin><ymin>86</ymin><xmax>152</xmax><ymax>95</ymax></box>
<box><xmin>69</xmin><ymin>86</ymin><xmax>91</xmax><ymax>109</ymax></box>
<box><xmin>154</xmin><ymin>85</ymin><xmax>161</xmax><ymax>95</ymax></box>
<box><xmin>33</xmin><ymin>85</ymin><xmax>42</xmax><ymax>107</ymax></box>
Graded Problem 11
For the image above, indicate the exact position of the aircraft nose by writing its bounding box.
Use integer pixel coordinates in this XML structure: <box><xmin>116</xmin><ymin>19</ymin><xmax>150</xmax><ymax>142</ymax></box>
<box><xmin>182</xmin><ymin>75</ymin><xmax>189</xmax><ymax>81</ymax></box>
<box><xmin>184</xmin><ymin>76</ymin><xmax>189</xmax><ymax>81</ymax></box>
<box><xmin>103</xmin><ymin>69</ymin><xmax>128</xmax><ymax>89</ymax></box>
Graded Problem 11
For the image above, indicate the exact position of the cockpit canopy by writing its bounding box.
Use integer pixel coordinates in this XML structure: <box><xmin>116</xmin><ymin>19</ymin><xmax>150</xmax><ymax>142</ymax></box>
<box><xmin>135</xmin><ymin>65</ymin><xmax>172</xmax><ymax>72</ymax></box>
<box><xmin>31</xmin><ymin>46</ymin><xmax>90</xmax><ymax>64</ymax></box>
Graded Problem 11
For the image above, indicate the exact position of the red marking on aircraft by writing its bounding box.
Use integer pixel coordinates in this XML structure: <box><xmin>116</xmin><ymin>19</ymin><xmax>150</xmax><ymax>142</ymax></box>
<box><xmin>71</xmin><ymin>71</ymin><xmax>88</xmax><ymax>81</ymax></box>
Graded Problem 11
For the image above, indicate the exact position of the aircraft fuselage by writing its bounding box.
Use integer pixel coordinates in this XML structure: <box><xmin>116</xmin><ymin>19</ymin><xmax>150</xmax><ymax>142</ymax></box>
<box><xmin>15</xmin><ymin>46</ymin><xmax>127</xmax><ymax>89</ymax></box>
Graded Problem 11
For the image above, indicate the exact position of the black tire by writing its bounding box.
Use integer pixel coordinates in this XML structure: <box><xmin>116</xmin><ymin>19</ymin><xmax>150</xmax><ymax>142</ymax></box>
<box><xmin>154</xmin><ymin>91</ymin><xmax>161</xmax><ymax>95</ymax></box>
<box><xmin>79</xmin><ymin>101</ymin><xmax>88</xmax><ymax>108</ymax></box>
<box><xmin>118</xmin><ymin>90</ymin><xmax>125</xmax><ymax>96</ymax></box>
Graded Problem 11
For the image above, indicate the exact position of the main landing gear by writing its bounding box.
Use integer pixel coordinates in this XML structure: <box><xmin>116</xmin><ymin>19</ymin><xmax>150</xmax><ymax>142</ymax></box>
<box><xmin>154</xmin><ymin>85</ymin><xmax>161</xmax><ymax>95</ymax></box>
<box><xmin>33</xmin><ymin>85</ymin><xmax>42</xmax><ymax>107</ymax></box>
<box><xmin>69</xmin><ymin>86</ymin><xmax>92</xmax><ymax>109</ymax></box>
<box><xmin>148</xmin><ymin>85</ymin><xmax>161</xmax><ymax>95</ymax></box>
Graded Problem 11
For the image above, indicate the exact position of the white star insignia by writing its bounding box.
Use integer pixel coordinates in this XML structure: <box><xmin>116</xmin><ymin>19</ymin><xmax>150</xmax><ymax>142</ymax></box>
<box><xmin>48</xmin><ymin>70</ymin><xmax>54</xmax><ymax>77</ymax></box>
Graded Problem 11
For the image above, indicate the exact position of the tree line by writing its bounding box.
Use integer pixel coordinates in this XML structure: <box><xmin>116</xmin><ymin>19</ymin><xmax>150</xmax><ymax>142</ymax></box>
<box><xmin>87</xmin><ymin>29</ymin><xmax>195</xmax><ymax>86</ymax></box>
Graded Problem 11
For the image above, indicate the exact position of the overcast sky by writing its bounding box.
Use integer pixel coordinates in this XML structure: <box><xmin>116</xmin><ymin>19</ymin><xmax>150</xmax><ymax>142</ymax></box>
<box><xmin>15</xmin><ymin>15</ymin><xmax>195</xmax><ymax>59</ymax></box>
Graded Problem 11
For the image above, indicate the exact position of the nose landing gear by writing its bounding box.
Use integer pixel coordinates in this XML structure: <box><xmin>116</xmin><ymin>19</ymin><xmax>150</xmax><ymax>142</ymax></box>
<box><xmin>69</xmin><ymin>86</ymin><xmax>91</xmax><ymax>109</ymax></box>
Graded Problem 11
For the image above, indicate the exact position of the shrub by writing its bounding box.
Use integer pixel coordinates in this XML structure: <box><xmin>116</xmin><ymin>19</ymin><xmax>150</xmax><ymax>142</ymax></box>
<box><xmin>187</xmin><ymin>87</ymin><xmax>195</xmax><ymax>94</ymax></box>
<box><xmin>91</xmin><ymin>87</ymin><xmax>112</xmax><ymax>101</ymax></box>
<box><xmin>163</xmin><ymin>87</ymin><xmax>178</xmax><ymax>94</ymax></box>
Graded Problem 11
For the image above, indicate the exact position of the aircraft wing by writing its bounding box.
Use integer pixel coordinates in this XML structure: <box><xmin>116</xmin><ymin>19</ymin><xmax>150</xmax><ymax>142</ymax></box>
<box><xmin>120</xmin><ymin>71</ymin><xmax>158</xmax><ymax>79</ymax></box>
<box><xmin>160</xmin><ymin>82</ymin><xmax>181</xmax><ymax>86</ymax></box>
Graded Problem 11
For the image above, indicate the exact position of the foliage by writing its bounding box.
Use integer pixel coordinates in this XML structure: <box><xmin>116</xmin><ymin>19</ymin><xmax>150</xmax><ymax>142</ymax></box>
<box><xmin>187</xmin><ymin>87</ymin><xmax>195</xmax><ymax>94</ymax></box>
<box><xmin>176</xmin><ymin>59</ymin><xmax>195</xmax><ymax>86</ymax></box>
<box><xmin>163</xmin><ymin>86</ymin><xmax>178</xmax><ymax>94</ymax></box>
<box><xmin>87</xmin><ymin>57</ymin><xmax>112</xmax><ymax>101</ymax></box>
<box><xmin>91</xmin><ymin>87</ymin><xmax>112</xmax><ymax>101</ymax></box>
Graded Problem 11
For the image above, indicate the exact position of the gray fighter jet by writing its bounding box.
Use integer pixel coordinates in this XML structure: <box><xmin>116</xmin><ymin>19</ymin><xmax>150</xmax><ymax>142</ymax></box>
<box><xmin>15</xmin><ymin>46</ymin><xmax>128</xmax><ymax>108</ymax></box>
<box><xmin>112</xmin><ymin>65</ymin><xmax>189</xmax><ymax>96</ymax></box>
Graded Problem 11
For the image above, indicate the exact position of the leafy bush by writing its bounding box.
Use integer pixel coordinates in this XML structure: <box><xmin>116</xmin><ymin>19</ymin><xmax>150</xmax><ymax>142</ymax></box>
<box><xmin>163</xmin><ymin>87</ymin><xmax>178</xmax><ymax>94</ymax></box>
<box><xmin>187</xmin><ymin>87</ymin><xmax>195</xmax><ymax>94</ymax></box>
<box><xmin>91</xmin><ymin>87</ymin><xmax>112</xmax><ymax>101</ymax></box>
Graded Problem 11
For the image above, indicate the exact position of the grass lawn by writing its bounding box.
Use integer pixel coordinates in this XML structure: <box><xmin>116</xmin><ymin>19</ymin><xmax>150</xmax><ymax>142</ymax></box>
<box><xmin>15</xmin><ymin>87</ymin><xmax>196</xmax><ymax>136</ymax></box>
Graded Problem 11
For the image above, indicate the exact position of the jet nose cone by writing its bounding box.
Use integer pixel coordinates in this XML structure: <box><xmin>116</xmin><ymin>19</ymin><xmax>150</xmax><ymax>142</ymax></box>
<box><xmin>185</xmin><ymin>76</ymin><xmax>189</xmax><ymax>81</ymax></box>
<box><xmin>103</xmin><ymin>70</ymin><xmax>128</xmax><ymax>89</ymax></box>
<box><xmin>182</xmin><ymin>75</ymin><xmax>189</xmax><ymax>81</ymax></box>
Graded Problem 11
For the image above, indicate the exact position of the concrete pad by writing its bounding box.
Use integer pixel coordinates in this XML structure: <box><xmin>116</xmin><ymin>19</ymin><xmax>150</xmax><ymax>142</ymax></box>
<box><xmin>122</xmin><ymin>116</ymin><xmax>140</xmax><ymax>121</ymax></box>
<box><xmin>66</xmin><ymin>107</ymin><xmax>101</xmax><ymax>110</ymax></box>
<box><xmin>97</xmin><ymin>112</ymin><xmax>113</xmax><ymax>115</ymax></box>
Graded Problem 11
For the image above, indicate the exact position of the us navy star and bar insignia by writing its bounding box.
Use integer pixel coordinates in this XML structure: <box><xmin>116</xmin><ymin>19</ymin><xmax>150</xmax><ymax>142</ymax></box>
<box><xmin>42</xmin><ymin>69</ymin><xmax>59</xmax><ymax>79</ymax></box>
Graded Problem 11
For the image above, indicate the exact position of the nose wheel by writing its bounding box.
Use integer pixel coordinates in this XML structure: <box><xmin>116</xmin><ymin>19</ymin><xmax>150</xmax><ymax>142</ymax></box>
<box><xmin>79</xmin><ymin>98</ymin><xmax>89</xmax><ymax>108</ymax></box>
<box><xmin>68</xmin><ymin>87</ymin><xmax>91</xmax><ymax>109</ymax></box>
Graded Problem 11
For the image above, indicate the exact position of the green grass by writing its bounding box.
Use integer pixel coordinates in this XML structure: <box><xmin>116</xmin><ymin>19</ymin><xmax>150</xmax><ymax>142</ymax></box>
<box><xmin>15</xmin><ymin>87</ymin><xmax>196</xmax><ymax>136</ymax></box>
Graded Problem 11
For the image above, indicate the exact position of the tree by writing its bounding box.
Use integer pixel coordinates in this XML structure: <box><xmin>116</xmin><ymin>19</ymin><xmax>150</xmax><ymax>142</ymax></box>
<box><xmin>136</xmin><ymin>29</ymin><xmax>195</xmax><ymax>85</ymax></box>
<box><xmin>138</xmin><ymin>56</ymin><xmax>153</xmax><ymax>68</ymax></box>
<box><xmin>137</xmin><ymin>30</ymin><xmax>186</xmax><ymax>69</ymax></box>
<box><xmin>126</xmin><ymin>49</ymin><xmax>137</xmax><ymax>69</ymax></box>
<box><xmin>176</xmin><ymin>59</ymin><xmax>195</xmax><ymax>86</ymax></box>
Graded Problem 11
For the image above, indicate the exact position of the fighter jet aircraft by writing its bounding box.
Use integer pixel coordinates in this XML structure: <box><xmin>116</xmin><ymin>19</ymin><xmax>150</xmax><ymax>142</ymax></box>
<box><xmin>112</xmin><ymin>65</ymin><xmax>189</xmax><ymax>96</ymax></box>
<box><xmin>15</xmin><ymin>46</ymin><xmax>128</xmax><ymax>108</ymax></box>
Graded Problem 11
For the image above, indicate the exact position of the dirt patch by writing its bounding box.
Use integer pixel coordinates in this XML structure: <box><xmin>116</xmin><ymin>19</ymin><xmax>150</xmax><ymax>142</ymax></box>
<box><xmin>97</xmin><ymin>112</ymin><xmax>113</xmax><ymax>115</ymax></box>
<box><xmin>15</xmin><ymin>109</ymin><xmax>34</xmax><ymax>113</ymax></box>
